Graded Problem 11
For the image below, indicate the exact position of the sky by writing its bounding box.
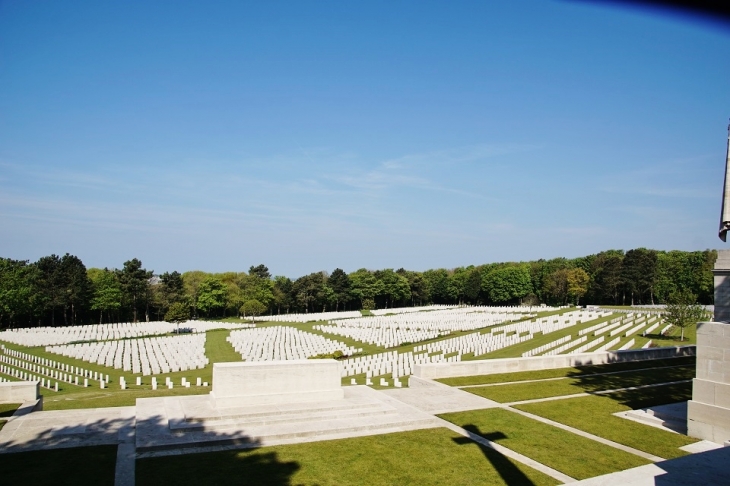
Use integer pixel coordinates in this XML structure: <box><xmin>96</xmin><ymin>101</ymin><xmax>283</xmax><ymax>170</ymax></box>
<box><xmin>1</xmin><ymin>1</ymin><xmax>729</xmax><ymax>278</ymax></box>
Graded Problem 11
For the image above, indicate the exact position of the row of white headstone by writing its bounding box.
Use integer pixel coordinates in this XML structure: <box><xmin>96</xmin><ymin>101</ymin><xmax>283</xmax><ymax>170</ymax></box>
<box><xmin>46</xmin><ymin>334</ymin><xmax>208</xmax><ymax>376</ymax></box>
<box><xmin>228</xmin><ymin>326</ymin><xmax>359</xmax><ymax>361</ymax></box>
<box><xmin>254</xmin><ymin>310</ymin><xmax>363</xmax><ymax>323</ymax></box>
<box><xmin>0</xmin><ymin>320</ymin><xmax>255</xmax><ymax>347</ymax></box>
<box><xmin>314</xmin><ymin>307</ymin><xmax>539</xmax><ymax>348</ymax></box>
<box><xmin>1</xmin><ymin>345</ymin><xmax>108</xmax><ymax>386</ymax></box>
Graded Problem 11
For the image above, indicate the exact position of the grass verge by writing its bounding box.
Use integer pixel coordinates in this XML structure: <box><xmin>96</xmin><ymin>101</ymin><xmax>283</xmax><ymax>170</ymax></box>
<box><xmin>463</xmin><ymin>365</ymin><xmax>694</xmax><ymax>403</ymax></box>
<box><xmin>0</xmin><ymin>445</ymin><xmax>117</xmax><ymax>485</ymax></box>
<box><xmin>439</xmin><ymin>408</ymin><xmax>649</xmax><ymax>480</ymax></box>
<box><xmin>515</xmin><ymin>383</ymin><xmax>696</xmax><ymax>459</ymax></box>
<box><xmin>0</xmin><ymin>402</ymin><xmax>21</xmax><ymax>417</ymax></box>
<box><xmin>137</xmin><ymin>428</ymin><xmax>558</xmax><ymax>486</ymax></box>
<box><xmin>436</xmin><ymin>356</ymin><xmax>695</xmax><ymax>387</ymax></box>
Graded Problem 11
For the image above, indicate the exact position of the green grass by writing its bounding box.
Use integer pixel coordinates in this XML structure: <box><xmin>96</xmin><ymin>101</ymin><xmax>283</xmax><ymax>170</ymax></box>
<box><xmin>436</xmin><ymin>356</ymin><xmax>696</xmax><ymax>387</ymax></box>
<box><xmin>0</xmin><ymin>402</ymin><xmax>21</xmax><ymax>418</ymax></box>
<box><xmin>463</xmin><ymin>365</ymin><xmax>694</xmax><ymax>403</ymax></box>
<box><xmin>42</xmin><ymin>386</ymin><xmax>209</xmax><ymax>410</ymax></box>
<box><xmin>205</xmin><ymin>328</ymin><xmax>242</xmax><ymax>363</ymax></box>
<box><xmin>0</xmin><ymin>445</ymin><xmax>117</xmax><ymax>485</ymax></box>
<box><xmin>515</xmin><ymin>384</ymin><xmax>696</xmax><ymax>459</ymax></box>
<box><xmin>439</xmin><ymin>408</ymin><xmax>649</xmax><ymax>480</ymax></box>
<box><xmin>138</xmin><ymin>428</ymin><xmax>558</xmax><ymax>486</ymax></box>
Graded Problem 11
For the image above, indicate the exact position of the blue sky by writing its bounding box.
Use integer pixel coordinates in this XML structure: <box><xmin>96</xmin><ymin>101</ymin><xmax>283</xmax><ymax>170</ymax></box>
<box><xmin>1</xmin><ymin>1</ymin><xmax>728</xmax><ymax>277</ymax></box>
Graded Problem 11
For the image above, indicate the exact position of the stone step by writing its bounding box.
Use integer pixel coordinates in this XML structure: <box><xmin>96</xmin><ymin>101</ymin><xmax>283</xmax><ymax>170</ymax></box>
<box><xmin>622</xmin><ymin>409</ymin><xmax>687</xmax><ymax>434</ymax></box>
<box><xmin>137</xmin><ymin>413</ymin><xmax>439</xmax><ymax>453</ymax></box>
<box><xmin>170</xmin><ymin>403</ymin><xmax>397</xmax><ymax>431</ymax></box>
<box><xmin>181</xmin><ymin>397</ymin><xmax>386</xmax><ymax>423</ymax></box>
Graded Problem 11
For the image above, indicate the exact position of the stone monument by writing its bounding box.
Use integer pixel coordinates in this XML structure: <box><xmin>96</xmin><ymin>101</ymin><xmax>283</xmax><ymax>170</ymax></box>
<box><xmin>687</xmin><ymin>121</ymin><xmax>730</xmax><ymax>443</ymax></box>
<box><xmin>209</xmin><ymin>359</ymin><xmax>344</xmax><ymax>408</ymax></box>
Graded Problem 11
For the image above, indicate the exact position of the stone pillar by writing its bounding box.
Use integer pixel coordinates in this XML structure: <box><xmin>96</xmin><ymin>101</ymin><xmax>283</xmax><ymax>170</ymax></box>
<box><xmin>688</xmin><ymin>249</ymin><xmax>730</xmax><ymax>443</ymax></box>
<box><xmin>712</xmin><ymin>250</ymin><xmax>730</xmax><ymax>323</ymax></box>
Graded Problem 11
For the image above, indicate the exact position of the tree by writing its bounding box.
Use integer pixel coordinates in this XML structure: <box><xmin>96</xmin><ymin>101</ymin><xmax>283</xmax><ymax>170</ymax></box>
<box><xmin>196</xmin><ymin>276</ymin><xmax>227</xmax><ymax>317</ymax></box>
<box><xmin>482</xmin><ymin>265</ymin><xmax>532</xmax><ymax>304</ymax></box>
<box><xmin>249</xmin><ymin>264</ymin><xmax>271</xmax><ymax>280</ymax></box>
<box><xmin>463</xmin><ymin>267</ymin><xmax>482</xmax><ymax>305</ymax></box>
<box><xmin>89</xmin><ymin>268</ymin><xmax>122</xmax><ymax>324</ymax></box>
<box><xmin>117</xmin><ymin>258</ymin><xmax>153</xmax><ymax>322</ymax></box>
<box><xmin>164</xmin><ymin>301</ymin><xmax>190</xmax><ymax>326</ymax></box>
<box><xmin>544</xmin><ymin>269</ymin><xmax>569</xmax><ymax>304</ymax></box>
<box><xmin>36</xmin><ymin>254</ymin><xmax>64</xmax><ymax>326</ymax></box>
<box><xmin>566</xmin><ymin>268</ymin><xmax>589</xmax><ymax>306</ymax></box>
<box><xmin>328</xmin><ymin>268</ymin><xmax>351</xmax><ymax>311</ymax></box>
<box><xmin>241</xmin><ymin>299</ymin><xmax>266</xmax><ymax>322</ymax></box>
<box><xmin>272</xmin><ymin>276</ymin><xmax>294</xmax><ymax>314</ymax></box>
<box><xmin>374</xmin><ymin>269</ymin><xmax>410</xmax><ymax>308</ymax></box>
<box><xmin>182</xmin><ymin>271</ymin><xmax>207</xmax><ymax>318</ymax></box>
<box><xmin>349</xmin><ymin>269</ymin><xmax>384</xmax><ymax>309</ymax></box>
<box><xmin>663</xmin><ymin>290</ymin><xmax>707</xmax><ymax>341</ymax></box>
<box><xmin>0</xmin><ymin>258</ymin><xmax>39</xmax><ymax>328</ymax></box>
<box><xmin>423</xmin><ymin>269</ymin><xmax>457</xmax><ymax>304</ymax></box>
<box><xmin>59</xmin><ymin>253</ymin><xmax>91</xmax><ymax>325</ymax></box>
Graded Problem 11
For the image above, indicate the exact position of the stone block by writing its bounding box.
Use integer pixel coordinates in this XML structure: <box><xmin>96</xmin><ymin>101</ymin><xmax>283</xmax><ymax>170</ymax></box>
<box><xmin>210</xmin><ymin>360</ymin><xmax>344</xmax><ymax>408</ymax></box>
<box><xmin>0</xmin><ymin>381</ymin><xmax>39</xmax><ymax>402</ymax></box>
<box><xmin>716</xmin><ymin>381</ymin><xmax>730</xmax><ymax>409</ymax></box>
<box><xmin>693</xmin><ymin>379</ymin><xmax>716</xmax><ymax>404</ymax></box>
<box><xmin>698</xmin><ymin>346</ymin><xmax>724</xmax><ymax>362</ymax></box>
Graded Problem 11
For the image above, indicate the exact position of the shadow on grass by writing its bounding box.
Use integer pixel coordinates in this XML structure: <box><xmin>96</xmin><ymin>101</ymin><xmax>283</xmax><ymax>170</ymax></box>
<box><xmin>1</xmin><ymin>404</ymin><xmax>299</xmax><ymax>486</ymax></box>
<box><xmin>138</xmin><ymin>449</ymin><xmax>300</xmax><ymax>486</ymax></box>
<box><xmin>453</xmin><ymin>425</ymin><xmax>537</xmax><ymax>486</ymax></box>
<box><xmin>564</xmin><ymin>355</ymin><xmax>695</xmax><ymax>410</ymax></box>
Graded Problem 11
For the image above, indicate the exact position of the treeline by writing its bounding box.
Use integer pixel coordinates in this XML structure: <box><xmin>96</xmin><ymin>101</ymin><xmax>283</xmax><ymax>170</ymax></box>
<box><xmin>0</xmin><ymin>248</ymin><xmax>716</xmax><ymax>329</ymax></box>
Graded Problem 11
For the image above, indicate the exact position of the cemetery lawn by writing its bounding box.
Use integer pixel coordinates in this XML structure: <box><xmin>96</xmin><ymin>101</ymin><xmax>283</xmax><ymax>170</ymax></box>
<box><xmin>436</xmin><ymin>356</ymin><xmax>695</xmax><ymax>387</ymax></box>
<box><xmin>439</xmin><ymin>408</ymin><xmax>650</xmax><ymax>480</ymax></box>
<box><xmin>515</xmin><ymin>383</ymin><xmax>696</xmax><ymax>460</ymax></box>
<box><xmin>0</xmin><ymin>402</ymin><xmax>20</xmax><ymax>417</ymax></box>
<box><xmin>42</xmin><ymin>386</ymin><xmax>208</xmax><ymax>410</ymax></box>
<box><xmin>0</xmin><ymin>444</ymin><xmax>117</xmax><ymax>485</ymax></box>
<box><xmin>463</xmin><ymin>364</ymin><xmax>694</xmax><ymax>403</ymax></box>
<box><xmin>137</xmin><ymin>427</ymin><xmax>558</xmax><ymax>486</ymax></box>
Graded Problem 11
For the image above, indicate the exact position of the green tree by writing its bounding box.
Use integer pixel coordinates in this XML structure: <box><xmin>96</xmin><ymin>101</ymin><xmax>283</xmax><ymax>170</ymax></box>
<box><xmin>482</xmin><ymin>265</ymin><xmax>532</xmax><ymax>304</ymax></box>
<box><xmin>544</xmin><ymin>268</ymin><xmax>569</xmax><ymax>304</ymax></box>
<box><xmin>60</xmin><ymin>253</ymin><xmax>91</xmax><ymax>325</ymax></box>
<box><xmin>196</xmin><ymin>276</ymin><xmax>227</xmax><ymax>317</ymax></box>
<box><xmin>663</xmin><ymin>290</ymin><xmax>707</xmax><ymax>341</ymax></box>
<box><xmin>164</xmin><ymin>301</ymin><xmax>190</xmax><ymax>326</ymax></box>
<box><xmin>88</xmin><ymin>268</ymin><xmax>122</xmax><ymax>324</ymax></box>
<box><xmin>0</xmin><ymin>258</ymin><xmax>39</xmax><ymax>328</ymax></box>
<box><xmin>117</xmin><ymin>258</ymin><xmax>153</xmax><ymax>322</ymax></box>
<box><xmin>272</xmin><ymin>276</ymin><xmax>294</xmax><ymax>314</ymax></box>
<box><xmin>241</xmin><ymin>299</ymin><xmax>267</xmax><ymax>322</ymax></box>
<box><xmin>374</xmin><ymin>269</ymin><xmax>411</xmax><ymax>308</ymax></box>
<box><xmin>349</xmin><ymin>269</ymin><xmax>384</xmax><ymax>309</ymax></box>
<box><xmin>36</xmin><ymin>254</ymin><xmax>65</xmax><ymax>326</ymax></box>
<box><xmin>249</xmin><ymin>264</ymin><xmax>271</xmax><ymax>280</ymax></box>
<box><xmin>182</xmin><ymin>270</ymin><xmax>207</xmax><ymax>318</ymax></box>
<box><xmin>423</xmin><ymin>269</ymin><xmax>457</xmax><ymax>304</ymax></box>
<box><xmin>328</xmin><ymin>268</ymin><xmax>351</xmax><ymax>311</ymax></box>
<box><xmin>566</xmin><ymin>268</ymin><xmax>589</xmax><ymax>306</ymax></box>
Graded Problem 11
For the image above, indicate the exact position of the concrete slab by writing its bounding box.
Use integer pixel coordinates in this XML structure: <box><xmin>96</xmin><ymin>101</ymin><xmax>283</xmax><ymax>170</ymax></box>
<box><xmin>615</xmin><ymin>401</ymin><xmax>688</xmax><ymax>434</ymax></box>
<box><xmin>0</xmin><ymin>406</ymin><xmax>135</xmax><ymax>453</ymax></box>
<box><xmin>571</xmin><ymin>445</ymin><xmax>730</xmax><ymax>485</ymax></box>
<box><xmin>382</xmin><ymin>376</ymin><xmax>499</xmax><ymax>414</ymax></box>
<box><xmin>679</xmin><ymin>440</ymin><xmax>723</xmax><ymax>454</ymax></box>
